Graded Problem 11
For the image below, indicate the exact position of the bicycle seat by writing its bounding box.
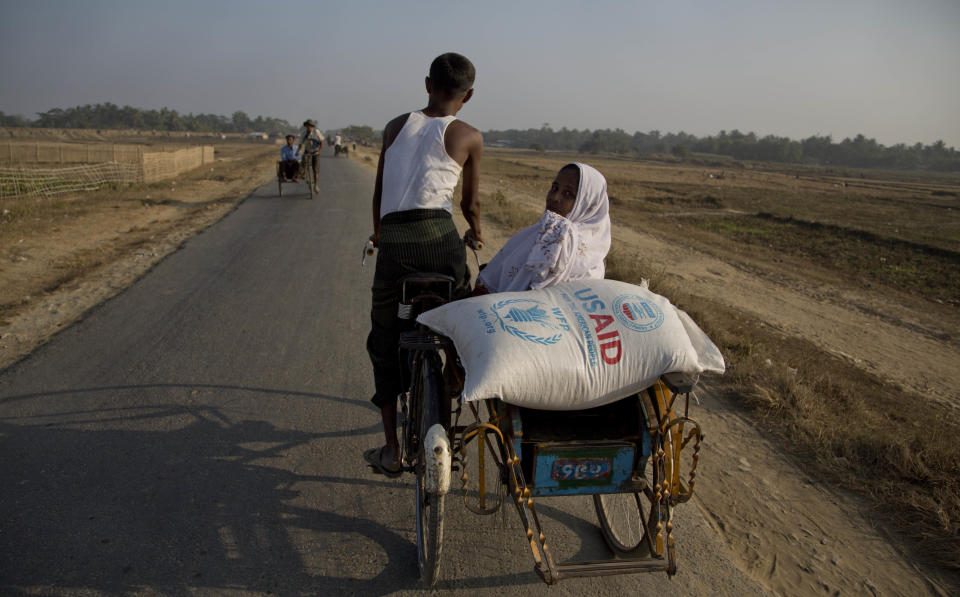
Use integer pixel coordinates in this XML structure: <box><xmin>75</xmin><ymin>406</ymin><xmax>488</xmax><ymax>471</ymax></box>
<box><xmin>400</xmin><ymin>273</ymin><xmax>456</xmax><ymax>303</ymax></box>
<box><xmin>400</xmin><ymin>273</ymin><xmax>456</xmax><ymax>286</ymax></box>
<box><xmin>398</xmin><ymin>273</ymin><xmax>457</xmax><ymax>319</ymax></box>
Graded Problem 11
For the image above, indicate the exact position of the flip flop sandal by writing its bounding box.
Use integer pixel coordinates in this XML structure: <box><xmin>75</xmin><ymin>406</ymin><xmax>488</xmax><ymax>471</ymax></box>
<box><xmin>363</xmin><ymin>446</ymin><xmax>402</xmax><ymax>478</ymax></box>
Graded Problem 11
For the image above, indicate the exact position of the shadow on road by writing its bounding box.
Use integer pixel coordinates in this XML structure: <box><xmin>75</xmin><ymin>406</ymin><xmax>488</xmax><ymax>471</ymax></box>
<box><xmin>1</xmin><ymin>383</ymin><xmax>620</xmax><ymax>594</ymax></box>
<box><xmin>0</xmin><ymin>383</ymin><xmax>495</xmax><ymax>595</ymax></box>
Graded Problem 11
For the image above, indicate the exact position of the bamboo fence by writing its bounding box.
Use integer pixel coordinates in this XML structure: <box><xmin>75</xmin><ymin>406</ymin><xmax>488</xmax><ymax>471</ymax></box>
<box><xmin>0</xmin><ymin>143</ymin><xmax>214</xmax><ymax>199</ymax></box>
<box><xmin>2</xmin><ymin>141</ymin><xmax>144</xmax><ymax>165</ymax></box>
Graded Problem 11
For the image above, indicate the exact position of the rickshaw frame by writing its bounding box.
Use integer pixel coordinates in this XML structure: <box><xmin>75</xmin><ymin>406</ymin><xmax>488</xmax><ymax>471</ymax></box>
<box><xmin>394</xmin><ymin>271</ymin><xmax>704</xmax><ymax>586</ymax></box>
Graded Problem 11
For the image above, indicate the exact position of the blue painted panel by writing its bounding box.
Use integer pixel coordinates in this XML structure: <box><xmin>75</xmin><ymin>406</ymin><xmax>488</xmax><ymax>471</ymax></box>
<box><xmin>531</xmin><ymin>443</ymin><xmax>636</xmax><ymax>496</ymax></box>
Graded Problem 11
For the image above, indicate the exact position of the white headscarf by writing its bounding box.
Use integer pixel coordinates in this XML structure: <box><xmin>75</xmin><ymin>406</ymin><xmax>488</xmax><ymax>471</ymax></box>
<box><xmin>478</xmin><ymin>163</ymin><xmax>611</xmax><ymax>293</ymax></box>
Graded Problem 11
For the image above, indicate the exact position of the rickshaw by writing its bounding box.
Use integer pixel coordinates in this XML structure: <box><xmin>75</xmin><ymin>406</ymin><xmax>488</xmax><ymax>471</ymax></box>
<box><xmin>390</xmin><ymin>264</ymin><xmax>704</xmax><ymax>586</ymax></box>
<box><xmin>276</xmin><ymin>157</ymin><xmax>317</xmax><ymax>200</ymax></box>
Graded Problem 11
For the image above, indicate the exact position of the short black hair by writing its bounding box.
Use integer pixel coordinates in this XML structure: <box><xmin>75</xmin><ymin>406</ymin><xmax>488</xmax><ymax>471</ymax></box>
<box><xmin>429</xmin><ymin>52</ymin><xmax>475</xmax><ymax>95</ymax></box>
<box><xmin>285</xmin><ymin>134</ymin><xmax>295</xmax><ymax>140</ymax></box>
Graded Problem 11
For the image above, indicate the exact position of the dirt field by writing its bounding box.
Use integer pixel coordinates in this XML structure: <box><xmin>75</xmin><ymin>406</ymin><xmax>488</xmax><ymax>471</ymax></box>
<box><xmin>1</xmin><ymin>131</ymin><xmax>958</xmax><ymax>595</ymax></box>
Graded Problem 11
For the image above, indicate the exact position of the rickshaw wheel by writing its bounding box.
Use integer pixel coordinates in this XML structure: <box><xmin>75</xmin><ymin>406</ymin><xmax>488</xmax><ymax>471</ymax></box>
<box><xmin>594</xmin><ymin>425</ymin><xmax>672</xmax><ymax>556</ymax></box>
<box><xmin>413</xmin><ymin>351</ymin><xmax>445</xmax><ymax>586</ymax></box>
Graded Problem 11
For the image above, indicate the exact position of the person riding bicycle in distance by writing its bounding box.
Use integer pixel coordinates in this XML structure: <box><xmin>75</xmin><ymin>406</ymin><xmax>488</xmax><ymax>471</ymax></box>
<box><xmin>365</xmin><ymin>52</ymin><xmax>484</xmax><ymax>477</ymax></box>
<box><xmin>296</xmin><ymin>119</ymin><xmax>323</xmax><ymax>192</ymax></box>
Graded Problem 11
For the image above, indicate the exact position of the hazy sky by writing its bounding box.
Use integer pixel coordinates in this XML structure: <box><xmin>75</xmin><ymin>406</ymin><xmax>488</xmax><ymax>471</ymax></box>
<box><xmin>2</xmin><ymin>0</ymin><xmax>958</xmax><ymax>146</ymax></box>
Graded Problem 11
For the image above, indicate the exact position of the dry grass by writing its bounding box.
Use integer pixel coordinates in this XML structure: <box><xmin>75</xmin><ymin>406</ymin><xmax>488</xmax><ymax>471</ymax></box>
<box><xmin>678</xmin><ymin>213</ymin><xmax>960</xmax><ymax>304</ymax></box>
<box><xmin>485</xmin><ymin>188</ymin><xmax>540</xmax><ymax>231</ymax></box>
<box><xmin>481</xmin><ymin>149</ymin><xmax>960</xmax><ymax>571</ymax></box>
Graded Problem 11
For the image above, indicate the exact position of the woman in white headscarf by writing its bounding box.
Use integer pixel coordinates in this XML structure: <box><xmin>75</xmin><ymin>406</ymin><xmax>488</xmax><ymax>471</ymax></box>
<box><xmin>476</xmin><ymin>162</ymin><xmax>611</xmax><ymax>293</ymax></box>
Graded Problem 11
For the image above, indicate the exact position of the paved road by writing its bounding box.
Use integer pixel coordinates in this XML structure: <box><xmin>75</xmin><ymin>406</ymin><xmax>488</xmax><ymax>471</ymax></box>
<box><xmin>0</xmin><ymin>150</ymin><xmax>769</xmax><ymax>596</ymax></box>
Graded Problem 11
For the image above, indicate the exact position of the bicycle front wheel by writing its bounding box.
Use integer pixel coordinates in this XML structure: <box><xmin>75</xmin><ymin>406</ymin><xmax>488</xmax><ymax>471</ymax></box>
<box><xmin>412</xmin><ymin>350</ymin><xmax>446</xmax><ymax>586</ymax></box>
<box><xmin>301</xmin><ymin>156</ymin><xmax>314</xmax><ymax>199</ymax></box>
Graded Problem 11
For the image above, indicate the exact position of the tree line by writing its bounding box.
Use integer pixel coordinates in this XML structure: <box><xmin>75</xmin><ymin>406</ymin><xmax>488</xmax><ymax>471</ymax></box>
<box><xmin>3</xmin><ymin>104</ymin><xmax>957</xmax><ymax>171</ymax></box>
<box><xmin>337</xmin><ymin>125</ymin><xmax>378</xmax><ymax>144</ymax></box>
<box><xmin>0</xmin><ymin>103</ymin><xmax>293</xmax><ymax>134</ymax></box>
<box><xmin>485</xmin><ymin>126</ymin><xmax>960</xmax><ymax>172</ymax></box>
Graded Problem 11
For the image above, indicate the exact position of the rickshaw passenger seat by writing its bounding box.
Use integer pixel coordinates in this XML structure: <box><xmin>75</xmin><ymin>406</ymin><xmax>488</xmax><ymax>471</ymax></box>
<box><xmin>517</xmin><ymin>396</ymin><xmax>645</xmax><ymax>443</ymax></box>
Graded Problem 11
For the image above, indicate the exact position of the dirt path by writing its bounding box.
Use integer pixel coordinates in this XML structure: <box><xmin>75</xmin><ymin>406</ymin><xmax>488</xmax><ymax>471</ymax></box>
<box><xmin>693</xmin><ymin>387</ymin><xmax>950</xmax><ymax>596</ymax></box>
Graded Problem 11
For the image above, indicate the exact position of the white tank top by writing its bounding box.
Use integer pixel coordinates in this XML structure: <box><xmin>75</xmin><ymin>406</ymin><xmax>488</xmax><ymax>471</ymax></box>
<box><xmin>380</xmin><ymin>111</ymin><xmax>462</xmax><ymax>217</ymax></box>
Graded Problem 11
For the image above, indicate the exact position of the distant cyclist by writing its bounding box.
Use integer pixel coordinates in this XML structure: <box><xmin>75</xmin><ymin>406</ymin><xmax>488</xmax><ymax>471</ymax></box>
<box><xmin>296</xmin><ymin>119</ymin><xmax>323</xmax><ymax>192</ymax></box>
<box><xmin>334</xmin><ymin>132</ymin><xmax>343</xmax><ymax>156</ymax></box>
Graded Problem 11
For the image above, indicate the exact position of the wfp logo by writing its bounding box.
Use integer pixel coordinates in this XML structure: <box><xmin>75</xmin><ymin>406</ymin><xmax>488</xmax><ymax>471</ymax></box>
<box><xmin>491</xmin><ymin>299</ymin><xmax>564</xmax><ymax>346</ymax></box>
<box><xmin>613</xmin><ymin>294</ymin><xmax>664</xmax><ymax>333</ymax></box>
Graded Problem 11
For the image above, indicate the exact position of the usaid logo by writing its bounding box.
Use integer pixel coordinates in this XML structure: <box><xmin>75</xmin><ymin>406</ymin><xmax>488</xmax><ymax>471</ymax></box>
<box><xmin>613</xmin><ymin>294</ymin><xmax>664</xmax><ymax>332</ymax></box>
<box><xmin>490</xmin><ymin>298</ymin><xmax>565</xmax><ymax>345</ymax></box>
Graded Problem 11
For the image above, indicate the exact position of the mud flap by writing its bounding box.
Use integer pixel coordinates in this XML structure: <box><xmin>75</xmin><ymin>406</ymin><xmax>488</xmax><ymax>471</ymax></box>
<box><xmin>424</xmin><ymin>423</ymin><xmax>451</xmax><ymax>495</ymax></box>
